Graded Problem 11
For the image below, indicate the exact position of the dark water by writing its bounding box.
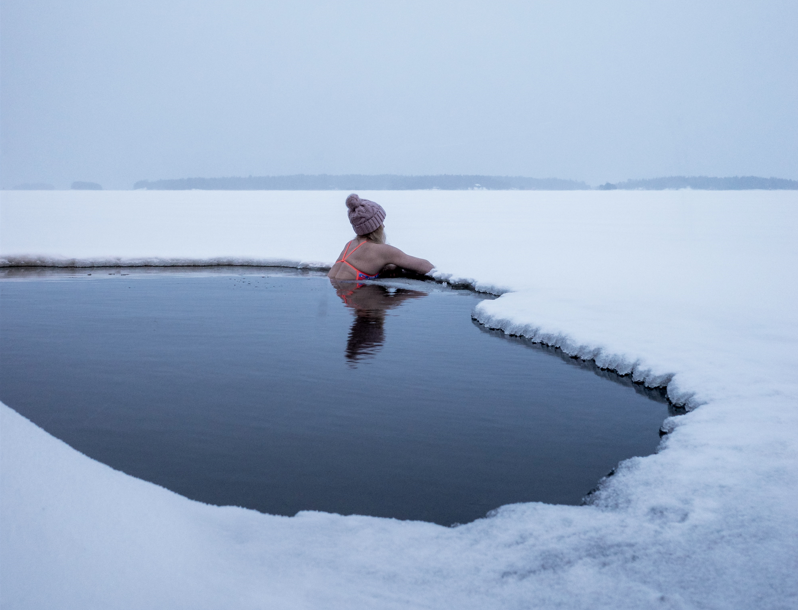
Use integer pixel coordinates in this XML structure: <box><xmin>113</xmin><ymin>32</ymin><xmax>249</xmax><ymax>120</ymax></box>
<box><xmin>0</xmin><ymin>268</ymin><xmax>675</xmax><ymax>525</ymax></box>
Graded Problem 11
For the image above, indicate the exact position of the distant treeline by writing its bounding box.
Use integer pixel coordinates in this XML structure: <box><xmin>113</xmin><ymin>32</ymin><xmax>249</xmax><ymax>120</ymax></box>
<box><xmin>71</xmin><ymin>181</ymin><xmax>102</xmax><ymax>190</ymax></box>
<box><xmin>10</xmin><ymin>174</ymin><xmax>797</xmax><ymax>191</ymax></box>
<box><xmin>133</xmin><ymin>175</ymin><xmax>590</xmax><ymax>191</ymax></box>
<box><xmin>598</xmin><ymin>176</ymin><xmax>798</xmax><ymax>190</ymax></box>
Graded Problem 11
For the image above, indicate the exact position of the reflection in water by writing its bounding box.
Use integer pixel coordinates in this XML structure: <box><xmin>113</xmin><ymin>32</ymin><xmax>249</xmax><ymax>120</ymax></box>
<box><xmin>347</xmin><ymin>315</ymin><xmax>384</xmax><ymax>362</ymax></box>
<box><xmin>331</xmin><ymin>280</ymin><xmax>427</xmax><ymax>365</ymax></box>
<box><xmin>1</xmin><ymin>272</ymin><xmax>676</xmax><ymax>524</ymax></box>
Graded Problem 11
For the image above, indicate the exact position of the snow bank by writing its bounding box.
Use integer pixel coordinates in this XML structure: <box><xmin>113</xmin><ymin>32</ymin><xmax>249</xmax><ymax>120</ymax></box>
<box><xmin>2</xmin><ymin>190</ymin><xmax>798</xmax><ymax>609</ymax></box>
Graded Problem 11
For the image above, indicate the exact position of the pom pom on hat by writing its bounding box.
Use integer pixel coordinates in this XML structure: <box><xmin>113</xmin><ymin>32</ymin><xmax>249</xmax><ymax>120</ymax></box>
<box><xmin>346</xmin><ymin>193</ymin><xmax>386</xmax><ymax>235</ymax></box>
<box><xmin>345</xmin><ymin>193</ymin><xmax>362</xmax><ymax>210</ymax></box>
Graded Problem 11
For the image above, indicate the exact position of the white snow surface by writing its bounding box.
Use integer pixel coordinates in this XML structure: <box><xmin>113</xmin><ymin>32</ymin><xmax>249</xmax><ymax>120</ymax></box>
<box><xmin>2</xmin><ymin>190</ymin><xmax>797</xmax><ymax>609</ymax></box>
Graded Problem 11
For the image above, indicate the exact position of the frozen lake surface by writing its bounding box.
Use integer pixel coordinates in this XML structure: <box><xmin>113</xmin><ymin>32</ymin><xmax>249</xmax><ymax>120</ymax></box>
<box><xmin>0</xmin><ymin>268</ymin><xmax>673</xmax><ymax>525</ymax></box>
<box><xmin>2</xmin><ymin>190</ymin><xmax>796</xmax><ymax>609</ymax></box>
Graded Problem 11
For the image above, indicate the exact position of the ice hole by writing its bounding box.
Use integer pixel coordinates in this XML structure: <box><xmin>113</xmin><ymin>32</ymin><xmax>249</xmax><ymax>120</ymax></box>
<box><xmin>0</xmin><ymin>267</ymin><xmax>680</xmax><ymax>525</ymax></box>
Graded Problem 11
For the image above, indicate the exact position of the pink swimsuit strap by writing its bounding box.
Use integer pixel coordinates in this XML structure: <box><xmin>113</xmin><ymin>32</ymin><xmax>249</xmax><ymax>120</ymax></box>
<box><xmin>336</xmin><ymin>240</ymin><xmax>379</xmax><ymax>280</ymax></box>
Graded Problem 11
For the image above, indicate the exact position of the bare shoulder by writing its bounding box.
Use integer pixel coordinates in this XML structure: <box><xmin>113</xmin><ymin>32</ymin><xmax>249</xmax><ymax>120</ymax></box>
<box><xmin>373</xmin><ymin>244</ymin><xmax>433</xmax><ymax>275</ymax></box>
<box><xmin>372</xmin><ymin>243</ymin><xmax>404</xmax><ymax>257</ymax></box>
<box><xmin>368</xmin><ymin>243</ymin><xmax>407</xmax><ymax>263</ymax></box>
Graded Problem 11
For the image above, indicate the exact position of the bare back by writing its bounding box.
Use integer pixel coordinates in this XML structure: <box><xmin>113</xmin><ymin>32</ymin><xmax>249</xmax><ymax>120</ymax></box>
<box><xmin>328</xmin><ymin>238</ymin><xmax>434</xmax><ymax>280</ymax></box>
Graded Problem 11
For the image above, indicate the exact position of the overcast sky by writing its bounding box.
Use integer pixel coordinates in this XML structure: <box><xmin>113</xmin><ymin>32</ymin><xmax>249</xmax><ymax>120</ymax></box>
<box><xmin>2</xmin><ymin>0</ymin><xmax>796</xmax><ymax>188</ymax></box>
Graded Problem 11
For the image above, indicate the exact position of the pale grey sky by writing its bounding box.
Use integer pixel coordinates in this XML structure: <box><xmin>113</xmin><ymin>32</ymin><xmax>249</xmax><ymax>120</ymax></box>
<box><xmin>2</xmin><ymin>0</ymin><xmax>796</xmax><ymax>188</ymax></box>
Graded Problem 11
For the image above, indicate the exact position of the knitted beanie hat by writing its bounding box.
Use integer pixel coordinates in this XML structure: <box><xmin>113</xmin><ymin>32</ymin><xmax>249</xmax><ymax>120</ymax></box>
<box><xmin>346</xmin><ymin>193</ymin><xmax>386</xmax><ymax>235</ymax></box>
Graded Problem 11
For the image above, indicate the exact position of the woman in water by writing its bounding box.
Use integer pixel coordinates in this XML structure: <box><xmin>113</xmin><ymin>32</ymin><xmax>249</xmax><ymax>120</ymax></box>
<box><xmin>327</xmin><ymin>194</ymin><xmax>434</xmax><ymax>281</ymax></box>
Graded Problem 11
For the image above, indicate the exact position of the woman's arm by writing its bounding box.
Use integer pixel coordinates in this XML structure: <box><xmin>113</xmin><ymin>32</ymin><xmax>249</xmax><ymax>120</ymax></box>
<box><xmin>378</xmin><ymin>245</ymin><xmax>434</xmax><ymax>275</ymax></box>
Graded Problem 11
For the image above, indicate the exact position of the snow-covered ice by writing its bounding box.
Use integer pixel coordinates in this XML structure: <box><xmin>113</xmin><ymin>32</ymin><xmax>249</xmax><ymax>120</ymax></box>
<box><xmin>2</xmin><ymin>190</ymin><xmax>797</xmax><ymax>609</ymax></box>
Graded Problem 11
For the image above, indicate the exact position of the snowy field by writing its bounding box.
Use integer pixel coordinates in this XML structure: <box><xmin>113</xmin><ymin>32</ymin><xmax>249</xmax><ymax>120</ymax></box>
<box><xmin>1</xmin><ymin>190</ymin><xmax>797</xmax><ymax>609</ymax></box>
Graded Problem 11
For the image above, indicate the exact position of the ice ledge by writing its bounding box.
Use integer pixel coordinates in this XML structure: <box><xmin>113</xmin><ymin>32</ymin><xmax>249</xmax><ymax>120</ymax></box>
<box><xmin>472</xmin><ymin>300</ymin><xmax>698</xmax><ymax>410</ymax></box>
<box><xmin>0</xmin><ymin>254</ymin><xmax>332</xmax><ymax>270</ymax></box>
